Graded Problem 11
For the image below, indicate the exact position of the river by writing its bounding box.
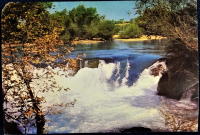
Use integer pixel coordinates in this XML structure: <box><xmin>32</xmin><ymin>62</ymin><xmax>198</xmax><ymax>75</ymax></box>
<box><xmin>8</xmin><ymin>39</ymin><xmax>169</xmax><ymax>133</ymax></box>
<box><xmin>28</xmin><ymin>39</ymin><xmax>169</xmax><ymax>133</ymax></box>
<box><xmin>4</xmin><ymin>39</ymin><xmax>198</xmax><ymax>133</ymax></box>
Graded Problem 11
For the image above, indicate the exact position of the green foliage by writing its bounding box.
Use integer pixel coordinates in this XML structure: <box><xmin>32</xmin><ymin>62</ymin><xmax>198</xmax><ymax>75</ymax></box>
<box><xmin>84</xmin><ymin>22</ymin><xmax>99</xmax><ymax>39</ymax></box>
<box><xmin>113</xmin><ymin>25</ymin><xmax>121</xmax><ymax>34</ymax></box>
<box><xmin>135</xmin><ymin>0</ymin><xmax>197</xmax><ymax>37</ymax></box>
<box><xmin>119</xmin><ymin>24</ymin><xmax>143</xmax><ymax>39</ymax></box>
<box><xmin>51</xmin><ymin>4</ymin><xmax>116</xmax><ymax>42</ymax></box>
<box><xmin>1</xmin><ymin>2</ymin><xmax>53</xmax><ymax>44</ymax></box>
<box><xmin>97</xmin><ymin>20</ymin><xmax>115</xmax><ymax>40</ymax></box>
<box><xmin>114</xmin><ymin>18</ymin><xmax>124</xmax><ymax>24</ymax></box>
<box><xmin>43</xmin><ymin>2</ymin><xmax>53</xmax><ymax>9</ymax></box>
<box><xmin>69</xmin><ymin>5</ymin><xmax>100</xmax><ymax>27</ymax></box>
<box><xmin>51</xmin><ymin>8</ymin><xmax>69</xmax><ymax>27</ymax></box>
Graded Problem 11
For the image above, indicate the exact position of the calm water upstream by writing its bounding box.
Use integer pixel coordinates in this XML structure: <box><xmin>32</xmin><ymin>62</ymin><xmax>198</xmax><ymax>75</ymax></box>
<box><xmin>65</xmin><ymin>40</ymin><xmax>166</xmax><ymax>86</ymax></box>
<box><xmin>32</xmin><ymin>39</ymin><xmax>168</xmax><ymax>133</ymax></box>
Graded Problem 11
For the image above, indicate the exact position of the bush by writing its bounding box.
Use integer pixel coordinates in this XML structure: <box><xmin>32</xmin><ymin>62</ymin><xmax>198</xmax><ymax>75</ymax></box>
<box><xmin>160</xmin><ymin>99</ymin><xmax>198</xmax><ymax>132</ymax></box>
<box><xmin>97</xmin><ymin>20</ymin><xmax>115</xmax><ymax>40</ymax></box>
<box><xmin>60</xmin><ymin>32</ymin><xmax>71</xmax><ymax>43</ymax></box>
<box><xmin>119</xmin><ymin>24</ymin><xmax>143</xmax><ymax>39</ymax></box>
<box><xmin>113</xmin><ymin>25</ymin><xmax>121</xmax><ymax>34</ymax></box>
<box><xmin>84</xmin><ymin>23</ymin><xmax>99</xmax><ymax>39</ymax></box>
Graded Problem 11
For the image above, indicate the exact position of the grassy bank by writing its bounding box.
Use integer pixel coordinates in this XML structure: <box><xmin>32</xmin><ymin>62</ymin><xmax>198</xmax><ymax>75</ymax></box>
<box><xmin>113</xmin><ymin>35</ymin><xmax>167</xmax><ymax>42</ymax></box>
<box><xmin>72</xmin><ymin>40</ymin><xmax>104</xmax><ymax>45</ymax></box>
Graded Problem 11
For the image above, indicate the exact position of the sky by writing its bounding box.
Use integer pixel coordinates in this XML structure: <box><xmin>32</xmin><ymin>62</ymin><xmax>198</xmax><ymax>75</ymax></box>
<box><xmin>48</xmin><ymin>1</ymin><xmax>139</xmax><ymax>21</ymax></box>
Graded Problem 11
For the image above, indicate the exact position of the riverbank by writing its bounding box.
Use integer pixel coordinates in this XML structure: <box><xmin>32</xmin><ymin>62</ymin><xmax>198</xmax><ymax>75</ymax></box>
<box><xmin>113</xmin><ymin>35</ymin><xmax>167</xmax><ymax>42</ymax></box>
<box><xmin>72</xmin><ymin>40</ymin><xmax>104</xmax><ymax>45</ymax></box>
<box><xmin>2</xmin><ymin>35</ymin><xmax>167</xmax><ymax>48</ymax></box>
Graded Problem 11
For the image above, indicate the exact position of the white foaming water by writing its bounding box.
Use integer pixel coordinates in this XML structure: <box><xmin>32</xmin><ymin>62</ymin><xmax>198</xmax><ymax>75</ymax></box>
<box><xmin>122</xmin><ymin>59</ymin><xmax>130</xmax><ymax>85</ymax></box>
<box><xmin>115</xmin><ymin>62</ymin><xmax>120</xmax><ymax>76</ymax></box>
<box><xmin>84</xmin><ymin>60</ymin><xmax>88</xmax><ymax>67</ymax></box>
<box><xmin>3</xmin><ymin>60</ymin><xmax>168</xmax><ymax>133</ymax></box>
<box><xmin>34</xmin><ymin>60</ymin><xmax>167</xmax><ymax>133</ymax></box>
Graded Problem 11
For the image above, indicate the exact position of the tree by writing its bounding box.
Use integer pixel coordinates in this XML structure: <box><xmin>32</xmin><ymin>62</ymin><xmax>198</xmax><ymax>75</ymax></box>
<box><xmin>135</xmin><ymin>0</ymin><xmax>198</xmax><ymax>101</ymax></box>
<box><xmin>135</xmin><ymin>0</ymin><xmax>197</xmax><ymax>37</ymax></box>
<box><xmin>68</xmin><ymin>5</ymin><xmax>103</xmax><ymax>40</ymax></box>
<box><xmin>97</xmin><ymin>20</ymin><xmax>115</xmax><ymax>40</ymax></box>
<box><xmin>50</xmin><ymin>9</ymin><xmax>73</xmax><ymax>43</ymax></box>
<box><xmin>119</xmin><ymin>23</ymin><xmax>143</xmax><ymax>39</ymax></box>
<box><xmin>2</xmin><ymin>2</ymin><xmax>74</xmax><ymax>134</ymax></box>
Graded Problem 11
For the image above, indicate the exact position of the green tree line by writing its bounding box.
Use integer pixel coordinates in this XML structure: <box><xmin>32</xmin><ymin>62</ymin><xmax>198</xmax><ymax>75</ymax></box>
<box><xmin>50</xmin><ymin>5</ymin><xmax>117</xmax><ymax>42</ymax></box>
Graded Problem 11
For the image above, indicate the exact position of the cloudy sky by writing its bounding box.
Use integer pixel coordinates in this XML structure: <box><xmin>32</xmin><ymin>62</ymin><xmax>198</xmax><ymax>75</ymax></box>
<box><xmin>48</xmin><ymin>1</ymin><xmax>139</xmax><ymax>21</ymax></box>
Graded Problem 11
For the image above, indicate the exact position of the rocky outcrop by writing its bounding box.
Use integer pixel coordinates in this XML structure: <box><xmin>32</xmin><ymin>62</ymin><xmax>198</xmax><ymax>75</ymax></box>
<box><xmin>157</xmin><ymin>58</ymin><xmax>198</xmax><ymax>100</ymax></box>
<box><xmin>68</xmin><ymin>59</ymin><xmax>100</xmax><ymax>70</ymax></box>
<box><xmin>150</xmin><ymin>64</ymin><xmax>164</xmax><ymax>76</ymax></box>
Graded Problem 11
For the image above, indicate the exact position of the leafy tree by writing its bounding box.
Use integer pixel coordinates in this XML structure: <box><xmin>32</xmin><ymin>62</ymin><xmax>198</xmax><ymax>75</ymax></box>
<box><xmin>135</xmin><ymin>0</ymin><xmax>198</xmax><ymax>99</ymax></box>
<box><xmin>50</xmin><ymin>9</ymin><xmax>73</xmax><ymax>43</ymax></box>
<box><xmin>48</xmin><ymin>4</ymin><xmax>117</xmax><ymax>42</ymax></box>
<box><xmin>51</xmin><ymin>8</ymin><xmax>69</xmax><ymax>27</ymax></box>
<box><xmin>2</xmin><ymin>2</ymin><xmax>74</xmax><ymax>134</ymax></box>
<box><xmin>97</xmin><ymin>20</ymin><xmax>115</xmax><ymax>40</ymax></box>
<box><xmin>113</xmin><ymin>24</ymin><xmax>121</xmax><ymax>34</ymax></box>
<box><xmin>119</xmin><ymin>23</ymin><xmax>143</xmax><ymax>39</ymax></box>
<box><xmin>135</xmin><ymin>0</ymin><xmax>197</xmax><ymax>37</ymax></box>
<box><xmin>68</xmin><ymin>5</ymin><xmax>103</xmax><ymax>39</ymax></box>
<box><xmin>84</xmin><ymin>21</ymin><xmax>99</xmax><ymax>39</ymax></box>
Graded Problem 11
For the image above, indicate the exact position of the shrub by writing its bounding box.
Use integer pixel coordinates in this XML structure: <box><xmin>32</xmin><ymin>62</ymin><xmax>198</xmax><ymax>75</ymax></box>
<box><xmin>97</xmin><ymin>20</ymin><xmax>115</xmax><ymax>40</ymax></box>
<box><xmin>119</xmin><ymin>24</ymin><xmax>143</xmax><ymax>39</ymax></box>
<box><xmin>160</xmin><ymin>99</ymin><xmax>198</xmax><ymax>132</ymax></box>
<box><xmin>113</xmin><ymin>25</ymin><xmax>121</xmax><ymax>34</ymax></box>
<box><xmin>60</xmin><ymin>31</ymin><xmax>71</xmax><ymax>43</ymax></box>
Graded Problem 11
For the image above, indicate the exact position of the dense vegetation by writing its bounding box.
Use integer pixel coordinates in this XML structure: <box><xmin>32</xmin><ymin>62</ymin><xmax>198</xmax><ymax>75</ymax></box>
<box><xmin>50</xmin><ymin>5</ymin><xmax>146</xmax><ymax>41</ymax></box>
<box><xmin>135</xmin><ymin>0</ymin><xmax>198</xmax><ymax>99</ymax></box>
<box><xmin>118</xmin><ymin>23</ymin><xmax>143</xmax><ymax>39</ymax></box>
<box><xmin>50</xmin><ymin>5</ymin><xmax>116</xmax><ymax>42</ymax></box>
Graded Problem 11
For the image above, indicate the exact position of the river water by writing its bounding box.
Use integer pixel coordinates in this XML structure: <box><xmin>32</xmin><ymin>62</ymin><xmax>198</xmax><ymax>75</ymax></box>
<box><xmin>19</xmin><ymin>39</ymin><xmax>169</xmax><ymax>133</ymax></box>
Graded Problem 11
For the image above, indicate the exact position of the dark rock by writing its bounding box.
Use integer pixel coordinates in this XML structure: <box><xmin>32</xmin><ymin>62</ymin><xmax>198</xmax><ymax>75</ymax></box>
<box><xmin>157</xmin><ymin>71</ymin><xmax>169</xmax><ymax>96</ymax></box>
<box><xmin>157</xmin><ymin>58</ymin><xmax>198</xmax><ymax>100</ymax></box>
<box><xmin>120</xmin><ymin>127</ymin><xmax>151</xmax><ymax>132</ymax></box>
<box><xmin>150</xmin><ymin>64</ymin><xmax>164</xmax><ymax>76</ymax></box>
<box><xmin>190</xmin><ymin>83</ymin><xmax>199</xmax><ymax>101</ymax></box>
<box><xmin>157</xmin><ymin>70</ymin><xmax>194</xmax><ymax>100</ymax></box>
<box><xmin>4</xmin><ymin>120</ymin><xmax>22</xmax><ymax>134</ymax></box>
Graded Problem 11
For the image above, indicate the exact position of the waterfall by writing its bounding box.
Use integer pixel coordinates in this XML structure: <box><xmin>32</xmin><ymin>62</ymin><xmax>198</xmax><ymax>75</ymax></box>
<box><xmin>125</xmin><ymin>59</ymin><xmax>130</xmax><ymax>79</ymax></box>
<box><xmin>80</xmin><ymin>61</ymin><xmax>82</xmax><ymax>69</ymax></box>
<box><xmin>6</xmin><ymin>59</ymin><xmax>169</xmax><ymax>134</ymax></box>
<box><xmin>84</xmin><ymin>60</ymin><xmax>88</xmax><ymax>67</ymax></box>
<box><xmin>115</xmin><ymin>62</ymin><xmax>120</xmax><ymax>76</ymax></box>
<box><xmin>122</xmin><ymin>59</ymin><xmax>130</xmax><ymax>85</ymax></box>
<box><xmin>34</xmin><ymin>59</ymin><xmax>168</xmax><ymax>133</ymax></box>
